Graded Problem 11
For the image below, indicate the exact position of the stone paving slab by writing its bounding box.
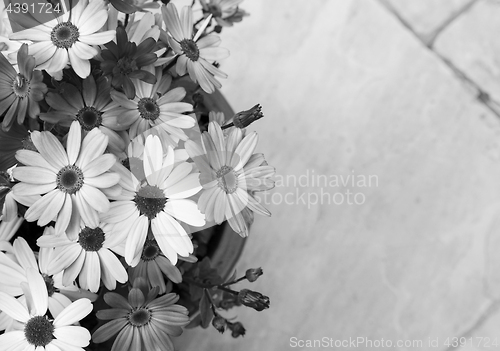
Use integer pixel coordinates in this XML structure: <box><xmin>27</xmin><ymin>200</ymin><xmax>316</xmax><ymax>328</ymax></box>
<box><xmin>434</xmin><ymin>0</ymin><xmax>500</xmax><ymax>113</ymax></box>
<box><xmin>173</xmin><ymin>0</ymin><xmax>500</xmax><ymax>350</ymax></box>
<box><xmin>455</xmin><ymin>309</ymin><xmax>500</xmax><ymax>351</ymax></box>
<box><xmin>380</xmin><ymin>0</ymin><xmax>476</xmax><ymax>44</ymax></box>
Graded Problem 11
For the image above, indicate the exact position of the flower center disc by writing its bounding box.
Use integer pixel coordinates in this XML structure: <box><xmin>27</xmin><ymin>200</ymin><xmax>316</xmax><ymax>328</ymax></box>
<box><xmin>134</xmin><ymin>185</ymin><xmax>167</xmax><ymax>219</ymax></box>
<box><xmin>217</xmin><ymin>165</ymin><xmax>237</xmax><ymax>193</ymax></box>
<box><xmin>180</xmin><ymin>39</ymin><xmax>200</xmax><ymax>61</ymax></box>
<box><xmin>76</xmin><ymin>106</ymin><xmax>102</xmax><ymax>131</ymax></box>
<box><xmin>24</xmin><ymin>316</ymin><xmax>54</xmax><ymax>347</ymax></box>
<box><xmin>13</xmin><ymin>74</ymin><xmax>30</xmax><ymax>97</ymax></box>
<box><xmin>137</xmin><ymin>98</ymin><xmax>160</xmax><ymax>121</ymax></box>
<box><xmin>141</xmin><ymin>239</ymin><xmax>160</xmax><ymax>261</ymax></box>
<box><xmin>51</xmin><ymin>22</ymin><xmax>80</xmax><ymax>49</ymax></box>
<box><xmin>78</xmin><ymin>227</ymin><xmax>105</xmax><ymax>251</ymax></box>
<box><xmin>116</xmin><ymin>57</ymin><xmax>137</xmax><ymax>75</ymax></box>
<box><xmin>128</xmin><ymin>308</ymin><xmax>151</xmax><ymax>327</ymax></box>
<box><xmin>56</xmin><ymin>165</ymin><xmax>84</xmax><ymax>194</ymax></box>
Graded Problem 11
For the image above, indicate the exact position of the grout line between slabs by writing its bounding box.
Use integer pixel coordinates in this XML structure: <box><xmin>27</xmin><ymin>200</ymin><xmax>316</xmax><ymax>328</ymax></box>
<box><xmin>443</xmin><ymin>301</ymin><xmax>500</xmax><ymax>351</ymax></box>
<box><xmin>426</xmin><ymin>0</ymin><xmax>479</xmax><ymax>48</ymax></box>
<box><xmin>377</xmin><ymin>0</ymin><xmax>500</xmax><ymax>120</ymax></box>
<box><xmin>374</xmin><ymin>1</ymin><xmax>500</xmax><ymax>348</ymax></box>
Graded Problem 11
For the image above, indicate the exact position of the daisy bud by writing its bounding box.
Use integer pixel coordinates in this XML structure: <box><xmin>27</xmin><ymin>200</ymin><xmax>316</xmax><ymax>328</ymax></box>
<box><xmin>237</xmin><ymin>289</ymin><xmax>270</xmax><ymax>311</ymax></box>
<box><xmin>232</xmin><ymin>104</ymin><xmax>263</xmax><ymax>128</ymax></box>
<box><xmin>245</xmin><ymin>267</ymin><xmax>263</xmax><ymax>282</ymax></box>
<box><xmin>229</xmin><ymin>322</ymin><xmax>246</xmax><ymax>338</ymax></box>
<box><xmin>212</xmin><ymin>315</ymin><xmax>226</xmax><ymax>333</ymax></box>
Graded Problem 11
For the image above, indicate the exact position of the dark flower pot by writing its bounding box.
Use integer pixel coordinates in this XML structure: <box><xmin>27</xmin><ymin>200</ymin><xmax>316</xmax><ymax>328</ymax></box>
<box><xmin>178</xmin><ymin>86</ymin><xmax>248</xmax><ymax>328</ymax></box>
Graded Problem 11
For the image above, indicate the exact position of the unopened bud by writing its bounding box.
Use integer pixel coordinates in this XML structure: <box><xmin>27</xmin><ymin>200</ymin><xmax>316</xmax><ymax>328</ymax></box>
<box><xmin>237</xmin><ymin>289</ymin><xmax>270</xmax><ymax>311</ymax></box>
<box><xmin>229</xmin><ymin>321</ymin><xmax>246</xmax><ymax>338</ymax></box>
<box><xmin>212</xmin><ymin>315</ymin><xmax>226</xmax><ymax>333</ymax></box>
<box><xmin>232</xmin><ymin>104</ymin><xmax>263</xmax><ymax>129</ymax></box>
<box><xmin>245</xmin><ymin>267</ymin><xmax>263</xmax><ymax>282</ymax></box>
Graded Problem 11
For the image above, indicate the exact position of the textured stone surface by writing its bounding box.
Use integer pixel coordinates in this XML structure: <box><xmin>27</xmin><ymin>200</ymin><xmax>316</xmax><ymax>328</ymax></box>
<box><xmin>434</xmin><ymin>0</ymin><xmax>500</xmax><ymax>111</ymax></box>
<box><xmin>173</xmin><ymin>0</ymin><xmax>500</xmax><ymax>350</ymax></box>
<box><xmin>380</xmin><ymin>0</ymin><xmax>475</xmax><ymax>43</ymax></box>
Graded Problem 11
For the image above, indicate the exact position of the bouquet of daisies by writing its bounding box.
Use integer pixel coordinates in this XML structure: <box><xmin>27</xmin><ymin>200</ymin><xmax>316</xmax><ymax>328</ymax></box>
<box><xmin>0</xmin><ymin>0</ymin><xmax>275</xmax><ymax>349</ymax></box>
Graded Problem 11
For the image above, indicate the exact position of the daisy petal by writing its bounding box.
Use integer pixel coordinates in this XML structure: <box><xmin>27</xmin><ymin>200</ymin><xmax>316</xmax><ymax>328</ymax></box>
<box><xmin>79</xmin><ymin>184</ymin><xmax>109</xmax><ymax>213</ymax></box>
<box><xmin>124</xmin><ymin>215</ymin><xmax>148</xmax><ymax>266</ymax></box>
<box><xmin>26</xmin><ymin>268</ymin><xmax>48</xmax><ymax>316</ymax></box>
<box><xmin>66</xmin><ymin>121</ymin><xmax>82</xmax><ymax>165</ymax></box>
<box><xmin>53</xmin><ymin>298</ymin><xmax>93</xmax><ymax>327</ymax></box>
<box><xmin>0</xmin><ymin>292</ymin><xmax>29</xmax><ymax>322</ymax></box>
<box><xmin>143</xmin><ymin>135</ymin><xmax>163</xmax><ymax>186</ymax></box>
<box><xmin>163</xmin><ymin>199</ymin><xmax>205</xmax><ymax>226</ymax></box>
<box><xmin>13</xmin><ymin>237</ymin><xmax>37</xmax><ymax>270</ymax></box>
<box><xmin>79</xmin><ymin>31</ymin><xmax>116</xmax><ymax>45</ymax></box>
<box><xmin>12</xmin><ymin>166</ymin><xmax>56</xmax><ymax>184</ymax></box>
<box><xmin>92</xmin><ymin>319</ymin><xmax>127</xmax><ymax>343</ymax></box>
<box><xmin>53</xmin><ymin>326</ymin><xmax>90</xmax><ymax>347</ymax></box>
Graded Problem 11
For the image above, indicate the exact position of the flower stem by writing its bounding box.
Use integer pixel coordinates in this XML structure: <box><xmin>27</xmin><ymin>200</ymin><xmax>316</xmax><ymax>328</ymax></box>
<box><xmin>217</xmin><ymin>285</ymin><xmax>239</xmax><ymax>296</ymax></box>
<box><xmin>220</xmin><ymin>276</ymin><xmax>246</xmax><ymax>286</ymax></box>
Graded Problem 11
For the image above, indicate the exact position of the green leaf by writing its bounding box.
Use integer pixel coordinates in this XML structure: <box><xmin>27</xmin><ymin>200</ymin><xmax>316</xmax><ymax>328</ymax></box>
<box><xmin>199</xmin><ymin>290</ymin><xmax>214</xmax><ymax>329</ymax></box>
<box><xmin>0</xmin><ymin>173</ymin><xmax>12</xmax><ymax>218</ymax></box>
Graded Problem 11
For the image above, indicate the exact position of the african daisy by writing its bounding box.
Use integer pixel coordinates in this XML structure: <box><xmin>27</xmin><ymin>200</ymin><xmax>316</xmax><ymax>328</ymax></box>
<box><xmin>186</xmin><ymin>121</ymin><xmax>275</xmax><ymax>236</ymax></box>
<box><xmin>101</xmin><ymin>135</ymin><xmax>205</xmax><ymax>266</ymax></box>
<box><xmin>11</xmin><ymin>121</ymin><xmax>120</xmax><ymax>239</ymax></box>
<box><xmin>108</xmin><ymin>65</ymin><xmax>196</xmax><ymax>147</ymax></box>
<box><xmin>92</xmin><ymin>278</ymin><xmax>189</xmax><ymax>351</ymax></box>
<box><xmin>0</xmin><ymin>235</ymin><xmax>97</xmax><ymax>317</ymax></box>
<box><xmin>0</xmin><ymin>44</ymin><xmax>47</xmax><ymax>131</ymax></box>
<box><xmin>162</xmin><ymin>3</ymin><xmax>229</xmax><ymax>94</ymax></box>
<box><xmin>9</xmin><ymin>0</ymin><xmax>116</xmax><ymax>78</ymax></box>
<box><xmin>0</xmin><ymin>268</ymin><xmax>93</xmax><ymax>351</ymax></box>
<box><xmin>39</xmin><ymin>75</ymin><xmax>126</xmax><ymax>153</ymax></box>
<box><xmin>37</xmin><ymin>221</ymin><xmax>127</xmax><ymax>293</ymax></box>
<box><xmin>126</xmin><ymin>238</ymin><xmax>182</xmax><ymax>294</ymax></box>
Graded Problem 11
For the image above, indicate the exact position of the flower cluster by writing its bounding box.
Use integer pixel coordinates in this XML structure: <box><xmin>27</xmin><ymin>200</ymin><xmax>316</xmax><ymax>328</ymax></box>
<box><xmin>0</xmin><ymin>0</ymin><xmax>274</xmax><ymax>349</ymax></box>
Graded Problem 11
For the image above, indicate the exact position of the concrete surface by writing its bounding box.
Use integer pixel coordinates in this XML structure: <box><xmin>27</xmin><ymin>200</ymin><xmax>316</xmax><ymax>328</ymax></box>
<box><xmin>172</xmin><ymin>0</ymin><xmax>500</xmax><ymax>350</ymax></box>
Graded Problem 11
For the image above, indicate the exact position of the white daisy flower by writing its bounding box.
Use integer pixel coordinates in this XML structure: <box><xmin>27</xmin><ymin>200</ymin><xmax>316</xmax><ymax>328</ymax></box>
<box><xmin>12</xmin><ymin>121</ymin><xmax>120</xmax><ymax>239</ymax></box>
<box><xmin>162</xmin><ymin>3</ymin><xmax>229</xmax><ymax>94</ymax></box>
<box><xmin>101</xmin><ymin>135</ymin><xmax>205</xmax><ymax>266</ymax></box>
<box><xmin>37</xmin><ymin>221</ymin><xmax>128</xmax><ymax>293</ymax></box>
<box><xmin>0</xmin><ymin>234</ymin><xmax>97</xmax><ymax>319</ymax></box>
<box><xmin>9</xmin><ymin>0</ymin><xmax>116</xmax><ymax>78</ymax></box>
<box><xmin>107</xmin><ymin>66</ymin><xmax>196</xmax><ymax>147</ymax></box>
<box><xmin>186</xmin><ymin>121</ymin><xmax>275</xmax><ymax>236</ymax></box>
<box><xmin>0</xmin><ymin>268</ymin><xmax>93</xmax><ymax>351</ymax></box>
